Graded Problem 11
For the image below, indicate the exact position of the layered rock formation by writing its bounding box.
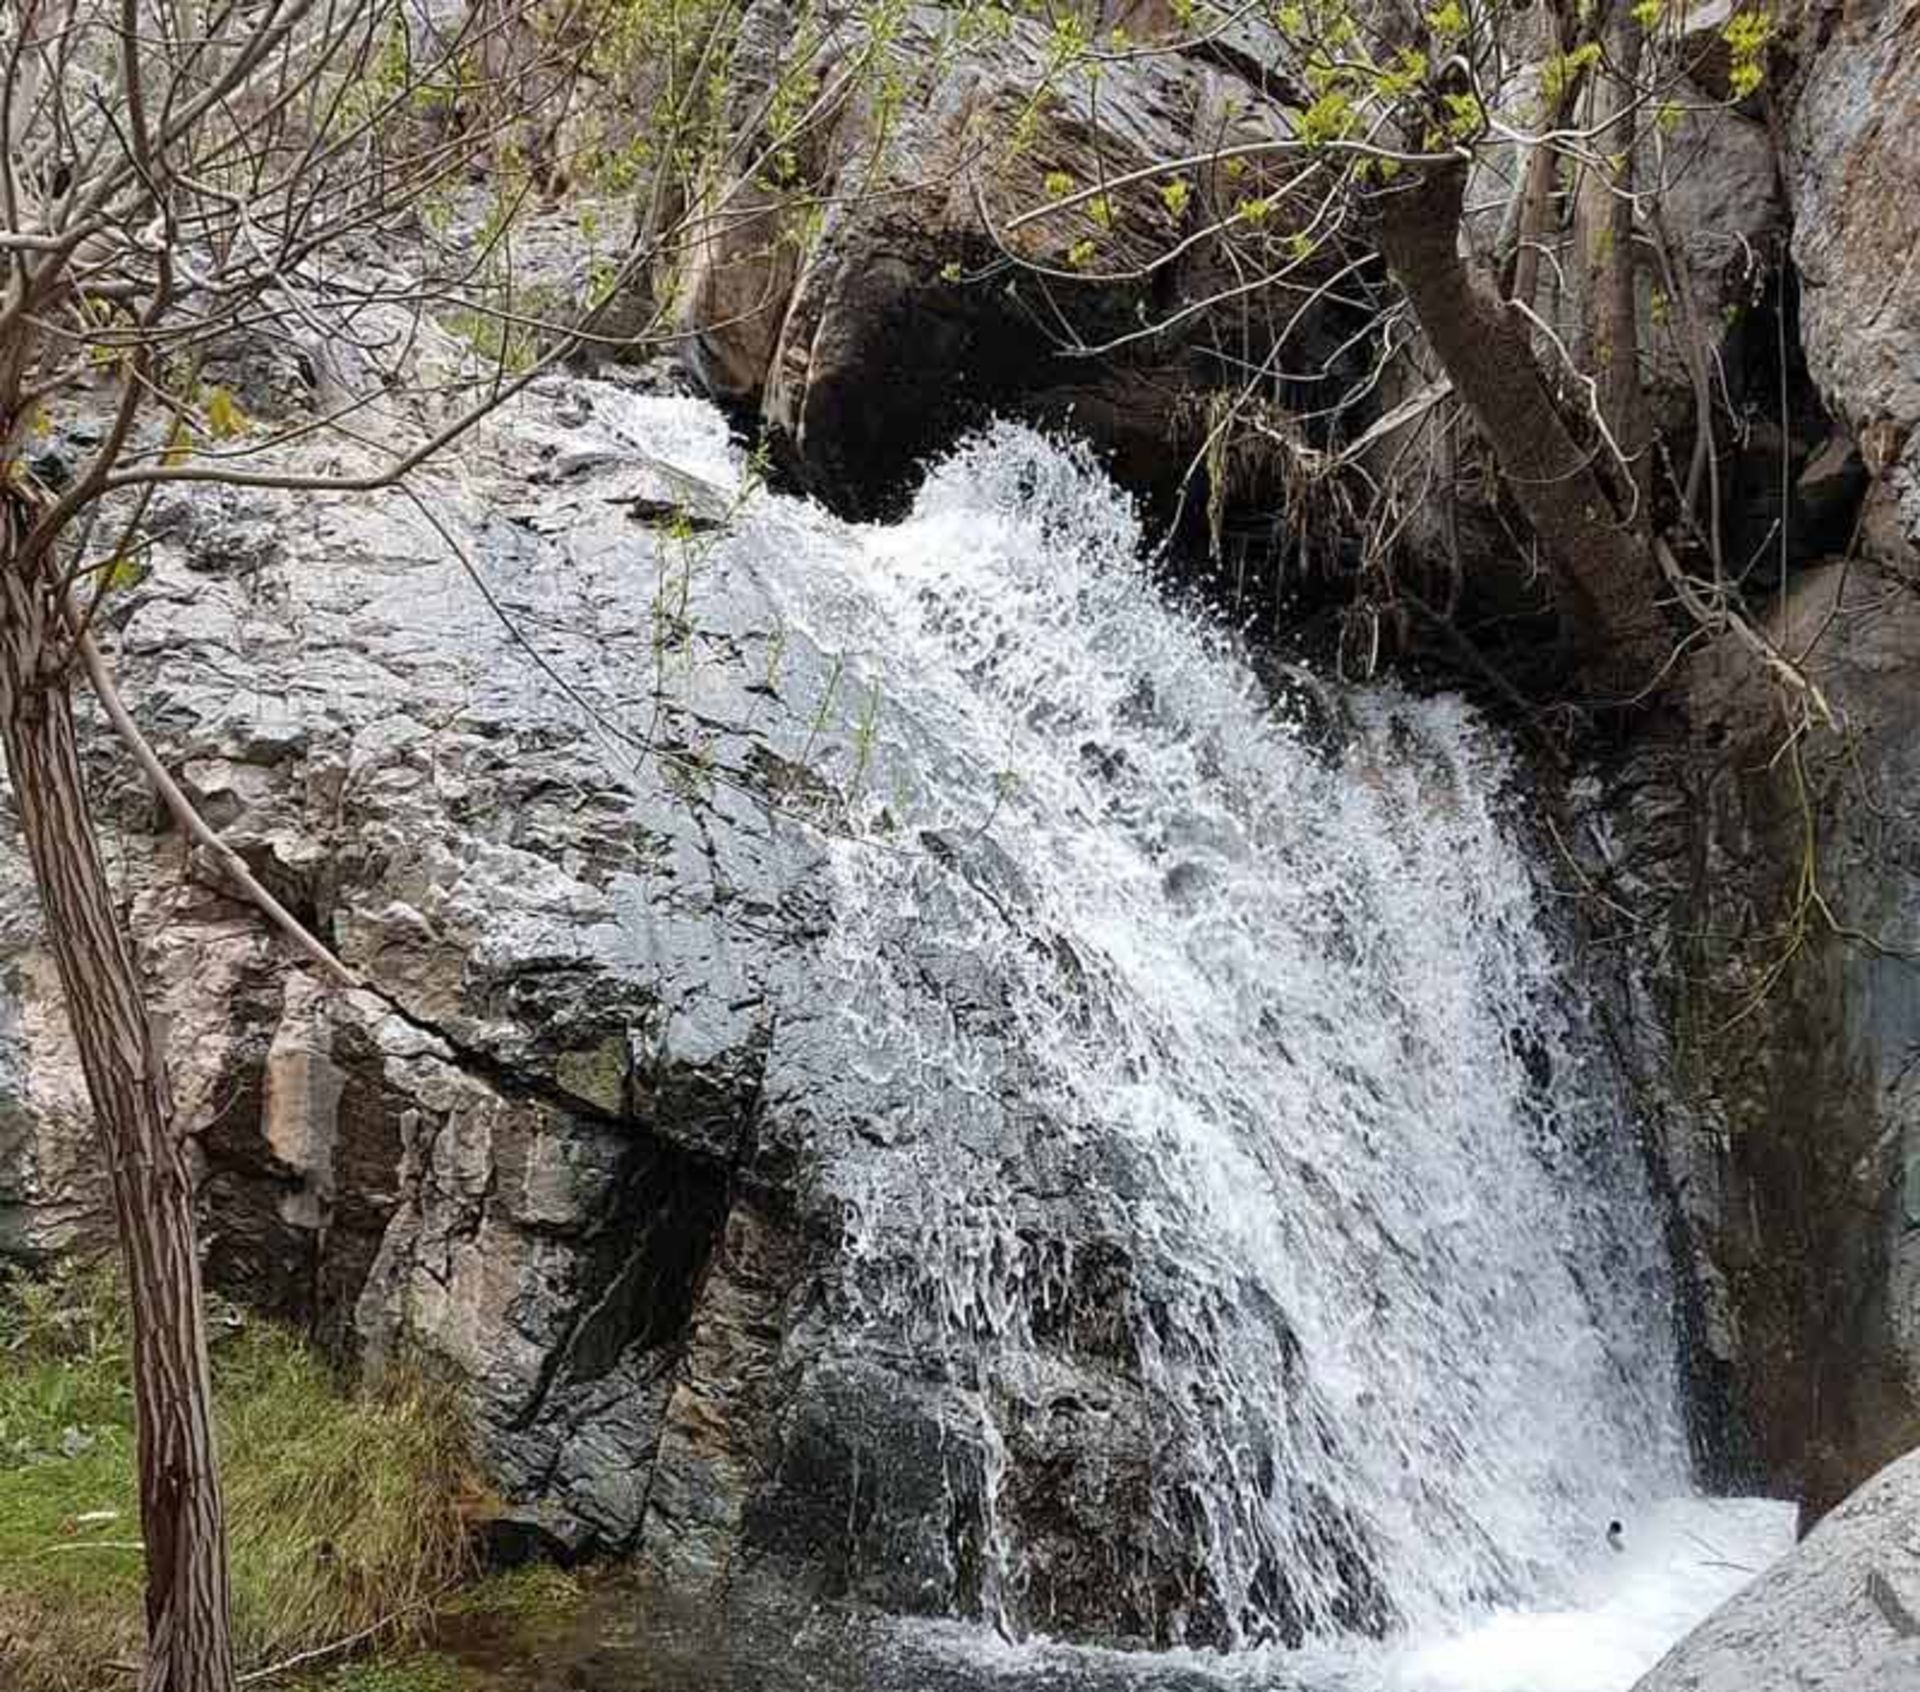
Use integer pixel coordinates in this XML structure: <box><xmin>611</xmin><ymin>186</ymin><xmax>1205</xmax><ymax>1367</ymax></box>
<box><xmin>1</xmin><ymin>369</ymin><xmax>1684</xmax><ymax>1655</ymax></box>
<box><xmin>1596</xmin><ymin>560</ymin><xmax>1920</xmax><ymax>1520</ymax></box>
<box><xmin>4</xmin><ymin>391</ymin><xmax>813</xmax><ymax>1550</ymax></box>
<box><xmin>1790</xmin><ymin>0</ymin><xmax>1920</xmax><ymax>574</ymax></box>
<box><xmin>663</xmin><ymin>0</ymin><xmax>1920</xmax><ymax>1530</ymax></box>
<box><xmin>6</xmin><ymin>0</ymin><xmax>1920</xmax><ymax>1667</ymax></box>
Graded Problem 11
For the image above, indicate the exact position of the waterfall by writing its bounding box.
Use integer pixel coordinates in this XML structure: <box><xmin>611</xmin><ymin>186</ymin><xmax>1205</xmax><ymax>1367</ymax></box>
<box><xmin>503</xmin><ymin>386</ymin><xmax>1775</xmax><ymax>1682</ymax></box>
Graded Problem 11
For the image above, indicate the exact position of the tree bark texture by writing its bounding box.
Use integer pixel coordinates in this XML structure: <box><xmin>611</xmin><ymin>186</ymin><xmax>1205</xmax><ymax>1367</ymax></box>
<box><xmin>1570</xmin><ymin>9</ymin><xmax>1653</xmax><ymax>514</ymax></box>
<box><xmin>0</xmin><ymin>483</ymin><xmax>236</xmax><ymax>1692</ymax></box>
<box><xmin>1373</xmin><ymin>161</ymin><xmax>1673</xmax><ymax>701</ymax></box>
<box><xmin>1507</xmin><ymin>0</ymin><xmax>1582</xmax><ymax>313</ymax></box>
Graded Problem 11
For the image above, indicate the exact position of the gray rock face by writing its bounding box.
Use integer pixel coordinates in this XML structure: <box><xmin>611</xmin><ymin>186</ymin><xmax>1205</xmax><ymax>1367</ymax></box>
<box><xmin>0</xmin><ymin>841</ymin><xmax>108</xmax><ymax>1258</ymax></box>
<box><xmin>1789</xmin><ymin>1</ymin><xmax>1920</xmax><ymax>569</ymax></box>
<box><xmin>1593</xmin><ymin>559</ymin><xmax>1920</xmax><ymax>1517</ymax></box>
<box><xmin>4</xmin><ymin>388</ymin><xmax>830</xmax><ymax>1552</ymax></box>
<box><xmin>1632</xmin><ymin>94</ymin><xmax>1780</xmax><ymax>436</ymax></box>
<box><xmin>0</xmin><ymin>380</ymin><xmax>1365</xmax><ymax>1615</ymax></box>
<box><xmin>673</xmin><ymin>0</ymin><xmax>1359</xmax><ymax>522</ymax></box>
<box><xmin>1560</xmin><ymin>11</ymin><xmax>1920</xmax><ymax>1524</ymax></box>
<box><xmin>1633</xmin><ymin>1444</ymin><xmax>1920</xmax><ymax>1692</ymax></box>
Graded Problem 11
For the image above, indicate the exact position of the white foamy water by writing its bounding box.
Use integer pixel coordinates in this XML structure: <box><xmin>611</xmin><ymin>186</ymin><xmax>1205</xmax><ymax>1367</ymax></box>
<box><xmin>1383</xmin><ymin>1496</ymin><xmax>1794</xmax><ymax>1690</ymax></box>
<box><xmin>502</xmin><ymin>387</ymin><xmax>1791</xmax><ymax>1683</ymax></box>
<box><xmin>804</xmin><ymin>424</ymin><xmax>1689</xmax><ymax>1637</ymax></box>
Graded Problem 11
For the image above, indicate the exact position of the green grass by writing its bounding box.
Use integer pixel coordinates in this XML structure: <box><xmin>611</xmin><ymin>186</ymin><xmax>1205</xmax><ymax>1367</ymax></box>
<box><xmin>0</xmin><ymin>1257</ymin><xmax>482</xmax><ymax>1692</ymax></box>
<box><xmin>291</xmin><ymin>1652</ymin><xmax>474</xmax><ymax>1692</ymax></box>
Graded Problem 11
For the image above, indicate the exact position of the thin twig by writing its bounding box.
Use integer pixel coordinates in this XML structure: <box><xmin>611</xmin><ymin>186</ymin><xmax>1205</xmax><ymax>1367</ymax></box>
<box><xmin>66</xmin><ymin>605</ymin><xmax>359</xmax><ymax>988</ymax></box>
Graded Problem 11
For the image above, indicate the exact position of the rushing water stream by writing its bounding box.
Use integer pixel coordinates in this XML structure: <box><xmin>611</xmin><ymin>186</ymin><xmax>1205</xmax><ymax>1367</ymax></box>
<box><xmin>475</xmin><ymin>389</ymin><xmax>1793</xmax><ymax>1688</ymax></box>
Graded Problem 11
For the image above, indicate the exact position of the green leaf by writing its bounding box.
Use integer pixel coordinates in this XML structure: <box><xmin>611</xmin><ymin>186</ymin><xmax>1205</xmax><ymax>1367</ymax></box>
<box><xmin>204</xmin><ymin>386</ymin><xmax>246</xmax><ymax>440</ymax></box>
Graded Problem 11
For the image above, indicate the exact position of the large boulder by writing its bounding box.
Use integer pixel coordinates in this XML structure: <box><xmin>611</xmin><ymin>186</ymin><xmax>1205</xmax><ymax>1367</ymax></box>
<box><xmin>3</xmin><ymin>389</ymin><xmax>821</xmax><ymax>1549</ymax></box>
<box><xmin>0</xmin><ymin>372</ymin><xmax>1680</xmax><ymax>1652</ymax></box>
<box><xmin>1633</xmin><ymin>1443</ymin><xmax>1920</xmax><ymax>1692</ymax></box>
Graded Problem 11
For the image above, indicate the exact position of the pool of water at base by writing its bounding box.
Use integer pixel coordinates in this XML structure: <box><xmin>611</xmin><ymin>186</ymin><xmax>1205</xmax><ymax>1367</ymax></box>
<box><xmin>443</xmin><ymin>1496</ymin><xmax>1794</xmax><ymax>1692</ymax></box>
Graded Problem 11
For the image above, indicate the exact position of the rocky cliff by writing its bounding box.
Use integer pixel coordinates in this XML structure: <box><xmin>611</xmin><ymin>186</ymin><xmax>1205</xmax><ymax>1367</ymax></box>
<box><xmin>1594</xmin><ymin>0</ymin><xmax>1920</xmax><ymax>1524</ymax></box>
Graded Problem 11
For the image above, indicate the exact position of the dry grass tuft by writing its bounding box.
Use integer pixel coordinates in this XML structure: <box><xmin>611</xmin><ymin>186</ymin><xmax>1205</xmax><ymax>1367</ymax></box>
<box><xmin>0</xmin><ymin>1257</ymin><xmax>481</xmax><ymax>1692</ymax></box>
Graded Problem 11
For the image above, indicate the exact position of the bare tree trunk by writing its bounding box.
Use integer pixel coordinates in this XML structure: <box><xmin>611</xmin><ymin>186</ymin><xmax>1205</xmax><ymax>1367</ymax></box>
<box><xmin>1570</xmin><ymin>9</ymin><xmax>1652</xmax><ymax>513</ymax></box>
<box><xmin>1507</xmin><ymin>0</ymin><xmax>1582</xmax><ymax>312</ymax></box>
<box><xmin>1373</xmin><ymin>160</ymin><xmax>1673</xmax><ymax>701</ymax></box>
<box><xmin>0</xmin><ymin>486</ymin><xmax>236</xmax><ymax>1692</ymax></box>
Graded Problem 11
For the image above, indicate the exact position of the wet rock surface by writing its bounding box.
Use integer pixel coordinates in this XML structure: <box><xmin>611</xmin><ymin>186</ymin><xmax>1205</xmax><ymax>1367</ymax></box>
<box><xmin>0</xmin><ymin>375</ymin><xmax>1680</xmax><ymax>1657</ymax></box>
<box><xmin>1566</xmin><ymin>12</ymin><xmax>1920</xmax><ymax>1526</ymax></box>
<box><xmin>1594</xmin><ymin>560</ymin><xmax>1920</xmax><ymax>1519</ymax></box>
<box><xmin>0</xmin><ymin>382</ymin><xmax>1406</xmax><ymax>1637</ymax></box>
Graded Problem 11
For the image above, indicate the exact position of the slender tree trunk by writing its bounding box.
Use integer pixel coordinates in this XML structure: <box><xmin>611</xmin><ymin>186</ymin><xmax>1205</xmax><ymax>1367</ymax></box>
<box><xmin>0</xmin><ymin>485</ymin><xmax>236</xmax><ymax>1692</ymax></box>
<box><xmin>1507</xmin><ymin>0</ymin><xmax>1582</xmax><ymax>312</ymax></box>
<box><xmin>1570</xmin><ymin>9</ymin><xmax>1653</xmax><ymax>513</ymax></box>
<box><xmin>1373</xmin><ymin>160</ymin><xmax>1673</xmax><ymax>701</ymax></box>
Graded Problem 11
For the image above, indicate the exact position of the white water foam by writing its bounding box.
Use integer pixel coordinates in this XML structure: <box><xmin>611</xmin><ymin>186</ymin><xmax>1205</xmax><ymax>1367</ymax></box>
<box><xmin>801</xmin><ymin>420</ymin><xmax>1690</xmax><ymax>1640</ymax></box>
<box><xmin>1384</xmin><ymin>1496</ymin><xmax>1794</xmax><ymax>1691</ymax></box>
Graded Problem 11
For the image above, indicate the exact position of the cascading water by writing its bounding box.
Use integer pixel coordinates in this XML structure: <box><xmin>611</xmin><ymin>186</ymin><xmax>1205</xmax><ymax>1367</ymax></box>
<box><xmin>756</xmin><ymin>417</ymin><xmax>1693</xmax><ymax>1634</ymax></box>
<box><xmin>492</xmin><ymin>386</ymin><xmax>1791</xmax><ymax>1690</ymax></box>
